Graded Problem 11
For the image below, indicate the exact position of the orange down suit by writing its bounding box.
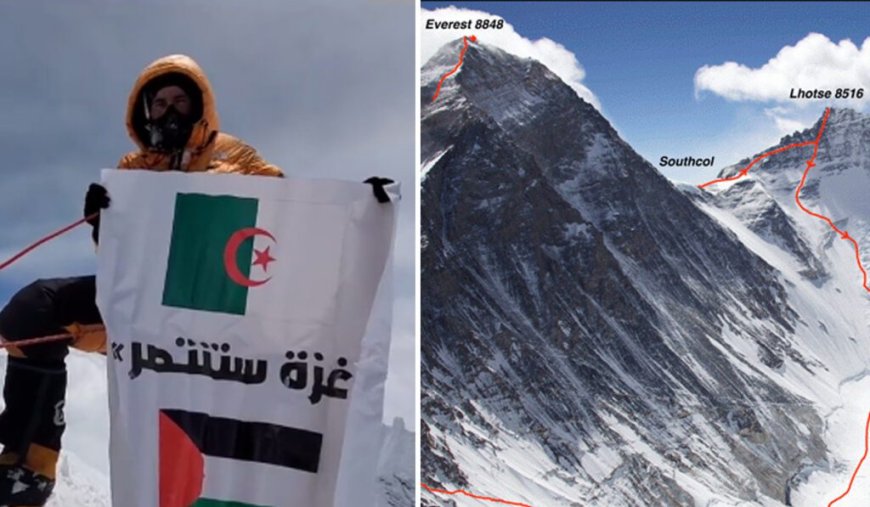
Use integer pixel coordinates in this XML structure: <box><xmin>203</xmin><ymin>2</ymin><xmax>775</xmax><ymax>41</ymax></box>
<box><xmin>65</xmin><ymin>54</ymin><xmax>284</xmax><ymax>354</ymax></box>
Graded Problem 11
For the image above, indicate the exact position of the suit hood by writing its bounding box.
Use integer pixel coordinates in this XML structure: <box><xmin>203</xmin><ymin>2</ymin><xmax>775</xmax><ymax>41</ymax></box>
<box><xmin>125</xmin><ymin>54</ymin><xmax>219</xmax><ymax>171</ymax></box>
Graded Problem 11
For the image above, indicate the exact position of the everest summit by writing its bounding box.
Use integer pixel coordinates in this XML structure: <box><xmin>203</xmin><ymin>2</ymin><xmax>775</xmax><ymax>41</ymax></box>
<box><xmin>421</xmin><ymin>39</ymin><xmax>870</xmax><ymax>506</ymax></box>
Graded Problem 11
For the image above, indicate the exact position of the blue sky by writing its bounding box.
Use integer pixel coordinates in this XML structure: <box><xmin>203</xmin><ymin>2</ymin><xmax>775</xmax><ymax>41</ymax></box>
<box><xmin>423</xmin><ymin>1</ymin><xmax>870</xmax><ymax>183</ymax></box>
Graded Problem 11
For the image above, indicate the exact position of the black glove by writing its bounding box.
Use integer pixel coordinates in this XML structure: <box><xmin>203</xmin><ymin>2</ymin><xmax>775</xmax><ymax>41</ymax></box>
<box><xmin>84</xmin><ymin>183</ymin><xmax>111</xmax><ymax>243</ymax></box>
<box><xmin>364</xmin><ymin>177</ymin><xmax>394</xmax><ymax>203</ymax></box>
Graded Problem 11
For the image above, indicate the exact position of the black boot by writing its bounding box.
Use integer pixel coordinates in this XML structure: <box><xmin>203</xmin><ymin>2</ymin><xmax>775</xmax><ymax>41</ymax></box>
<box><xmin>0</xmin><ymin>463</ymin><xmax>54</xmax><ymax>506</ymax></box>
<box><xmin>0</xmin><ymin>358</ymin><xmax>66</xmax><ymax>470</ymax></box>
<box><xmin>0</xmin><ymin>357</ymin><xmax>64</xmax><ymax>507</ymax></box>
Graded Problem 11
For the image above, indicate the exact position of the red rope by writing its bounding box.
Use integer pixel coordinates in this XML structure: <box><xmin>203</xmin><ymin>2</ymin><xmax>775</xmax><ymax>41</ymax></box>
<box><xmin>0</xmin><ymin>213</ymin><xmax>98</xmax><ymax>349</ymax></box>
<box><xmin>0</xmin><ymin>333</ymin><xmax>73</xmax><ymax>350</ymax></box>
<box><xmin>0</xmin><ymin>213</ymin><xmax>98</xmax><ymax>272</ymax></box>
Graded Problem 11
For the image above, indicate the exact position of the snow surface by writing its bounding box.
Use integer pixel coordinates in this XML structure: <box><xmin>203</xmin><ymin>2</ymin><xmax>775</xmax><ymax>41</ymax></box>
<box><xmin>695</xmin><ymin>109</ymin><xmax>870</xmax><ymax>505</ymax></box>
<box><xmin>789</xmin><ymin>375</ymin><xmax>870</xmax><ymax>507</ymax></box>
<box><xmin>421</xmin><ymin>146</ymin><xmax>452</xmax><ymax>182</ymax></box>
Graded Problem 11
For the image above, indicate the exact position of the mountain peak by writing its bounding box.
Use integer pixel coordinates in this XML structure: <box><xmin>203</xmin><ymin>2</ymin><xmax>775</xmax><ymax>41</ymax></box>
<box><xmin>826</xmin><ymin>106</ymin><xmax>862</xmax><ymax>124</ymax></box>
<box><xmin>422</xmin><ymin>30</ymin><xmax>833</xmax><ymax>506</ymax></box>
<box><xmin>422</xmin><ymin>39</ymin><xmax>578</xmax><ymax>114</ymax></box>
<box><xmin>423</xmin><ymin>38</ymin><xmax>531</xmax><ymax>77</ymax></box>
<box><xmin>423</xmin><ymin>38</ymin><xmax>602</xmax><ymax>140</ymax></box>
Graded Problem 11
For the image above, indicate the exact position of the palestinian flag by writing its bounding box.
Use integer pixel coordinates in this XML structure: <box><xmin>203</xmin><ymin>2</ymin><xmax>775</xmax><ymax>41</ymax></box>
<box><xmin>159</xmin><ymin>409</ymin><xmax>323</xmax><ymax>507</ymax></box>
<box><xmin>162</xmin><ymin>193</ymin><xmax>277</xmax><ymax>316</ymax></box>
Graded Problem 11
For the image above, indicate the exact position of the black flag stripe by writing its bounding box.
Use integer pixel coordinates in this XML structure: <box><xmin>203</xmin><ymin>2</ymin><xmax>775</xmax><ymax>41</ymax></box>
<box><xmin>162</xmin><ymin>409</ymin><xmax>323</xmax><ymax>473</ymax></box>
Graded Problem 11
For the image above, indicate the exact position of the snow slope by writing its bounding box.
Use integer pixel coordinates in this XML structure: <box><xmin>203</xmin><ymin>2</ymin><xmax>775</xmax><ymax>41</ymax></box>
<box><xmin>694</xmin><ymin>108</ymin><xmax>870</xmax><ymax>505</ymax></box>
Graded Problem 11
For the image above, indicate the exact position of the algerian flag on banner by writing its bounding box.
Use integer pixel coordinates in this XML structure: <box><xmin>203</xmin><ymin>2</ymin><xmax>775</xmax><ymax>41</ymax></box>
<box><xmin>161</xmin><ymin>193</ymin><xmax>264</xmax><ymax>316</ymax></box>
<box><xmin>95</xmin><ymin>169</ymin><xmax>399</xmax><ymax>507</ymax></box>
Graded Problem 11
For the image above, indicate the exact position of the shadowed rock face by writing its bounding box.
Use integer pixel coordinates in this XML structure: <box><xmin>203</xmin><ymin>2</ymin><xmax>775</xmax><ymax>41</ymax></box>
<box><xmin>421</xmin><ymin>40</ymin><xmax>827</xmax><ymax>506</ymax></box>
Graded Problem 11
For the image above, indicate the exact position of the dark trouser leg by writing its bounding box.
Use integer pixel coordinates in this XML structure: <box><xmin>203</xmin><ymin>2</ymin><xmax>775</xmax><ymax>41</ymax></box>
<box><xmin>0</xmin><ymin>276</ymin><xmax>100</xmax><ymax>474</ymax></box>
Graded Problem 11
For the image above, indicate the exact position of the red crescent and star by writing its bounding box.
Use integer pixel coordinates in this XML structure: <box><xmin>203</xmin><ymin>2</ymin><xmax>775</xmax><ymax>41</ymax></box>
<box><xmin>222</xmin><ymin>227</ymin><xmax>277</xmax><ymax>288</ymax></box>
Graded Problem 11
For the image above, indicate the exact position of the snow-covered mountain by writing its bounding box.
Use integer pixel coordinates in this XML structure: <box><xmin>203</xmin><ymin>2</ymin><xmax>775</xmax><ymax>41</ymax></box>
<box><xmin>691</xmin><ymin>108</ymin><xmax>870</xmax><ymax>506</ymax></box>
<box><xmin>421</xmin><ymin>39</ymin><xmax>870</xmax><ymax>506</ymax></box>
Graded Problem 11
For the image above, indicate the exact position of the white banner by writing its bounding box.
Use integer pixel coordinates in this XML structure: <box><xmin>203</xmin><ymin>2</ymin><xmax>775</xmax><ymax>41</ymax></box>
<box><xmin>95</xmin><ymin>169</ymin><xmax>398</xmax><ymax>507</ymax></box>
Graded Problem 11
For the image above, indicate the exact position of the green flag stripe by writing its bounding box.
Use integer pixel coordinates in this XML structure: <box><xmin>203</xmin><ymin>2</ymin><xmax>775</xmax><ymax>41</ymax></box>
<box><xmin>162</xmin><ymin>194</ymin><xmax>258</xmax><ymax>315</ymax></box>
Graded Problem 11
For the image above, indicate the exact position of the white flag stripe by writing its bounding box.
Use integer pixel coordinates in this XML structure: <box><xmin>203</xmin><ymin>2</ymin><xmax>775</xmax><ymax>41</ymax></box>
<box><xmin>247</xmin><ymin>200</ymin><xmax>346</xmax><ymax>327</ymax></box>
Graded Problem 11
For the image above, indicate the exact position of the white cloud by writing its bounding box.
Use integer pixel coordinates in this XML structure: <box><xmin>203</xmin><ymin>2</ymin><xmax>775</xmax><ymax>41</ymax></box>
<box><xmin>695</xmin><ymin>33</ymin><xmax>870</xmax><ymax>107</ymax></box>
<box><xmin>421</xmin><ymin>6</ymin><xmax>600</xmax><ymax>109</ymax></box>
<box><xmin>764</xmin><ymin>106</ymin><xmax>811</xmax><ymax>135</ymax></box>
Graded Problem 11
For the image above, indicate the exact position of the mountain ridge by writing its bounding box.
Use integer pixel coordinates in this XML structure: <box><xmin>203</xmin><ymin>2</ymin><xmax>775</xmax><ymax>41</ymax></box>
<box><xmin>421</xmin><ymin>39</ymin><xmax>870</xmax><ymax>506</ymax></box>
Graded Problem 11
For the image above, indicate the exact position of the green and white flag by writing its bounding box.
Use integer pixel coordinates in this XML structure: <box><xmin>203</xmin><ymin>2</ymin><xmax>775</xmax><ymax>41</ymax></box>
<box><xmin>96</xmin><ymin>169</ymin><xmax>398</xmax><ymax>507</ymax></box>
<box><xmin>161</xmin><ymin>193</ymin><xmax>262</xmax><ymax>316</ymax></box>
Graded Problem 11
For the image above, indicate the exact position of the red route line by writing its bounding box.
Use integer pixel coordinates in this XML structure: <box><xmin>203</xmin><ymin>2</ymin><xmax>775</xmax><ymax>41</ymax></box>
<box><xmin>793</xmin><ymin>109</ymin><xmax>870</xmax><ymax>293</ymax></box>
<box><xmin>701</xmin><ymin>108</ymin><xmax>870</xmax><ymax>503</ymax></box>
<box><xmin>828</xmin><ymin>411</ymin><xmax>870</xmax><ymax>506</ymax></box>
<box><xmin>422</xmin><ymin>483</ymin><xmax>533</xmax><ymax>507</ymax></box>
<box><xmin>698</xmin><ymin>109</ymin><xmax>870</xmax><ymax>294</ymax></box>
<box><xmin>431</xmin><ymin>35</ymin><xmax>477</xmax><ymax>103</ymax></box>
<box><xmin>697</xmin><ymin>140</ymin><xmax>815</xmax><ymax>189</ymax></box>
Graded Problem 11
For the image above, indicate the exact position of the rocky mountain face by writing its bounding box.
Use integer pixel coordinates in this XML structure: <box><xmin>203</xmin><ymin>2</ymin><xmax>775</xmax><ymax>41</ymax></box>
<box><xmin>421</xmin><ymin>40</ymin><xmax>870</xmax><ymax>506</ymax></box>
